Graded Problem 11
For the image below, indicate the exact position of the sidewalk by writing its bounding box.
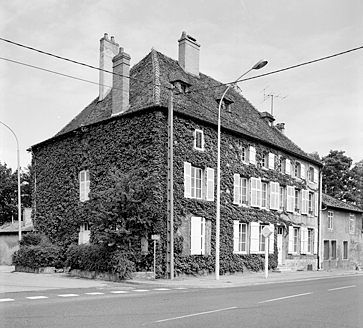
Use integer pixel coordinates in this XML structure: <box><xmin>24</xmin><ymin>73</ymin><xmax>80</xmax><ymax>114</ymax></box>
<box><xmin>1</xmin><ymin>265</ymin><xmax>362</xmax><ymax>293</ymax></box>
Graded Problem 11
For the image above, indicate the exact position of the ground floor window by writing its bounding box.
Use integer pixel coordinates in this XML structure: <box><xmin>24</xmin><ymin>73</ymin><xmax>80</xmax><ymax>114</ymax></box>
<box><xmin>331</xmin><ymin>240</ymin><xmax>337</xmax><ymax>259</ymax></box>
<box><xmin>323</xmin><ymin>240</ymin><xmax>329</xmax><ymax>260</ymax></box>
<box><xmin>78</xmin><ymin>223</ymin><xmax>90</xmax><ymax>245</ymax></box>
<box><xmin>190</xmin><ymin>217</ymin><xmax>205</xmax><ymax>255</ymax></box>
<box><xmin>343</xmin><ymin>241</ymin><xmax>348</xmax><ymax>259</ymax></box>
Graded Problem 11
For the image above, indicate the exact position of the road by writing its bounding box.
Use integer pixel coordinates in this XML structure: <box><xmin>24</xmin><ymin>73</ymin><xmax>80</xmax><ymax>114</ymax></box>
<box><xmin>2</xmin><ymin>275</ymin><xmax>362</xmax><ymax>328</ymax></box>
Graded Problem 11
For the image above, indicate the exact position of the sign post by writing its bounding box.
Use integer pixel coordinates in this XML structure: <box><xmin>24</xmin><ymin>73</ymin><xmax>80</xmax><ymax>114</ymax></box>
<box><xmin>262</xmin><ymin>226</ymin><xmax>273</xmax><ymax>279</ymax></box>
<box><xmin>151</xmin><ymin>235</ymin><xmax>160</xmax><ymax>279</ymax></box>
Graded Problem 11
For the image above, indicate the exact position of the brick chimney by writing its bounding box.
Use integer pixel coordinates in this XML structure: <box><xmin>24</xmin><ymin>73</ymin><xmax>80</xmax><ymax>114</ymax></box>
<box><xmin>112</xmin><ymin>47</ymin><xmax>131</xmax><ymax>116</ymax></box>
<box><xmin>178</xmin><ymin>31</ymin><xmax>200</xmax><ymax>77</ymax></box>
<box><xmin>276</xmin><ymin>123</ymin><xmax>285</xmax><ymax>134</ymax></box>
<box><xmin>99</xmin><ymin>33</ymin><xmax>119</xmax><ymax>101</ymax></box>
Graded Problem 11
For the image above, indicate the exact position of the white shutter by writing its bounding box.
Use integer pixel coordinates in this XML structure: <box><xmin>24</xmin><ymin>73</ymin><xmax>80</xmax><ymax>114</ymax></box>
<box><xmin>314</xmin><ymin>192</ymin><xmax>319</xmax><ymax>216</ymax></box>
<box><xmin>233</xmin><ymin>174</ymin><xmax>241</xmax><ymax>205</ymax></box>
<box><xmin>79</xmin><ymin>171</ymin><xmax>86</xmax><ymax>201</ymax></box>
<box><xmin>250</xmin><ymin>177</ymin><xmax>258</xmax><ymax>207</ymax></box>
<box><xmin>288</xmin><ymin>226</ymin><xmax>294</xmax><ymax>254</ymax></box>
<box><xmin>233</xmin><ymin>221</ymin><xmax>240</xmax><ymax>253</ymax></box>
<box><xmin>85</xmin><ymin>170</ymin><xmax>90</xmax><ymax>201</ymax></box>
<box><xmin>313</xmin><ymin>168</ymin><xmax>318</xmax><ymax>183</ymax></box>
<box><xmin>301</xmin><ymin>190</ymin><xmax>308</xmax><ymax>214</ymax></box>
<box><xmin>286</xmin><ymin>159</ymin><xmax>291</xmax><ymax>175</ymax></box>
<box><xmin>268</xmin><ymin>153</ymin><xmax>275</xmax><ymax>170</ymax></box>
<box><xmin>191</xmin><ymin>217</ymin><xmax>204</xmax><ymax>255</ymax></box>
<box><xmin>270</xmin><ymin>182</ymin><xmax>276</xmax><ymax>210</ymax></box>
<box><xmin>249</xmin><ymin>146</ymin><xmax>256</xmax><ymax>165</ymax></box>
<box><xmin>301</xmin><ymin>164</ymin><xmax>306</xmax><ymax>179</ymax></box>
<box><xmin>257</xmin><ymin>178</ymin><xmax>262</xmax><ymax>208</ymax></box>
<box><xmin>250</xmin><ymin>222</ymin><xmax>260</xmax><ymax>253</ymax></box>
<box><xmin>287</xmin><ymin>186</ymin><xmax>295</xmax><ymax>212</ymax></box>
<box><xmin>269</xmin><ymin>224</ymin><xmax>274</xmax><ymax>254</ymax></box>
<box><xmin>313</xmin><ymin>228</ymin><xmax>318</xmax><ymax>254</ymax></box>
<box><xmin>184</xmin><ymin>162</ymin><xmax>192</xmax><ymax>198</ymax></box>
<box><xmin>300</xmin><ymin>227</ymin><xmax>307</xmax><ymax>254</ymax></box>
<box><xmin>206</xmin><ymin>168</ymin><xmax>214</xmax><ymax>201</ymax></box>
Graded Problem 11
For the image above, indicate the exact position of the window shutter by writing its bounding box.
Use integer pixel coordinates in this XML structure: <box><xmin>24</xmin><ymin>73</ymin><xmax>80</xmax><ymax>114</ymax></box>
<box><xmin>314</xmin><ymin>192</ymin><xmax>319</xmax><ymax>216</ymax></box>
<box><xmin>269</xmin><ymin>224</ymin><xmax>274</xmax><ymax>254</ymax></box>
<box><xmin>233</xmin><ymin>174</ymin><xmax>241</xmax><ymax>205</ymax></box>
<box><xmin>191</xmin><ymin>217</ymin><xmax>203</xmax><ymax>255</ymax></box>
<box><xmin>206</xmin><ymin>168</ymin><xmax>214</xmax><ymax>201</ymax></box>
<box><xmin>184</xmin><ymin>162</ymin><xmax>192</xmax><ymax>198</ymax></box>
<box><xmin>287</xmin><ymin>186</ymin><xmax>295</xmax><ymax>212</ymax></box>
<box><xmin>257</xmin><ymin>178</ymin><xmax>262</xmax><ymax>207</ymax></box>
<box><xmin>250</xmin><ymin>222</ymin><xmax>259</xmax><ymax>253</ymax></box>
<box><xmin>79</xmin><ymin>171</ymin><xmax>85</xmax><ymax>201</ymax></box>
<box><xmin>250</xmin><ymin>177</ymin><xmax>258</xmax><ymax>207</ymax></box>
<box><xmin>301</xmin><ymin>164</ymin><xmax>306</xmax><ymax>179</ymax></box>
<box><xmin>300</xmin><ymin>227</ymin><xmax>307</xmax><ymax>254</ymax></box>
<box><xmin>233</xmin><ymin>221</ymin><xmax>240</xmax><ymax>253</ymax></box>
<box><xmin>249</xmin><ymin>146</ymin><xmax>256</xmax><ymax>165</ymax></box>
<box><xmin>85</xmin><ymin>170</ymin><xmax>90</xmax><ymax>201</ymax></box>
<box><xmin>268</xmin><ymin>153</ymin><xmax>275</xmax><ymax>170</ymax></box>
<box><xmin>301</xmin><ymin>190</ymin><xmax>308</xmax><ymax>214</ymax></box>
<box><xmin>313</xmin><ymin>168</ymin><xmax>318</xmax><ymax>183</ymax></box>
<box><xmin>288</xmin><ymin>226</ymin><xmax>294</xmax><ymax>254</ymax></box>
<box><xmin>270</xmin><ymin>182</ymin><xmax>279</xmax><ymax>210</ymax></box>
<box><xmin>313</xmin><ymin>228</ymin><xmax>318</xmax><ymax>254</ymax></box>
<box><xmin>286</xmin><ymin>159</ymin><xmax>291</xmax><ymax>175</ymax></box>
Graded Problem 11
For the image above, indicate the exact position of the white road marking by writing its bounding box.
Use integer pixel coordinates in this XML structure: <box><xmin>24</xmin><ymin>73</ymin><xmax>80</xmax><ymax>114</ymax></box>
<box><xmin>328</xmin><ymin>285</ymin><xmax>356</xmax><ymax>291</ymax></box>
<box><xmin>110</xmin><ymin>291</ymin><xmax>129</xmax><ymax>294</ymax></box>
<box><xmin>153</xmin><ymin>288</ymin><xmax>170</xmax><ymax>291</ymax></box>
<box><xmin>0</xmin><ymin>298</ymin><xmax>14</xmax><ymax>302</ymax></box>
<box><xmin>174</xmin><ymin>287</ymin><xmax>187</xmax><ymax>290</ymax></box>
<box><xmin>85</xmin><ymin>292</ymin><xmax>105</xmax><ymax>295</ymax></box>
<box><xmin>26</xmin><ymin>296</ymin><xmax>49</xmax><ymax>300</ymax></box>
<box><xmin>155</xmin><ymin>306</ymin><xmax>237</xmax><ymax>323</ymax></box>
<box><xmin>133</xmin><ymin>289</ymin><xmax>150</xmax><ymax>292</ymax></box>
<box><xmin>58</xmin><ymin>294</ymin><xmax>79</xmax><ymax>297</ymax></box>
<box><xmin>259</xmin><ymin>292</ymin><xmax>313</xmax><ymax>303</ymax></box>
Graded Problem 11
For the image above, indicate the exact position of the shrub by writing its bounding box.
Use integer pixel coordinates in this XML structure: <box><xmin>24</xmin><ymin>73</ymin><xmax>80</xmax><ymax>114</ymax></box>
<box><xmin>12</xmin><ymin>244</ymin><xmax>62</xmax><ymax>268</ymax></box>
<box><xmin>19</xmin><ymin>233</ymin><xmax>51</xmax><ymax>247</ymax></box>
<box><xmin>110</xmin><ymin>250</ymin><xmax>135</xmax><ymax>280</ymax></box>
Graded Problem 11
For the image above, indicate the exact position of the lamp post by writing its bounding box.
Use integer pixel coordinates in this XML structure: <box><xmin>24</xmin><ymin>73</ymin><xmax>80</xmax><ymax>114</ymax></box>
<box><xmin>0</xmin><ymin>121</ymin><xmax>22</xmax><ymax>241</ymax></box>
<box><xmin>215</xmin><ymin>59</ymin><xmax>268</xmax><ymax>280</ymax></box>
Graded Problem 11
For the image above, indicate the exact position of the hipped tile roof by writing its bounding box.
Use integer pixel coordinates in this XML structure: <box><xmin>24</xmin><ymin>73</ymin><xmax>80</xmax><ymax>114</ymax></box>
<box><xmin>322</xmin><ymin>193</ymin><xmax>363</xmax><ymax>213</ymax></box>
<box><xmin>34</xmin><ymin>49</ymin><xmax>321</xmax><ymax>165</ymax></box>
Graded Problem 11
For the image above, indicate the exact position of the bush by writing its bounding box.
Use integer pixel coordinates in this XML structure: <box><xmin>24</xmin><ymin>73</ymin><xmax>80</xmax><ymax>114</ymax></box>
<box><xmin>65</xmin><ymin>244</ymin><xmax>135</xmax><ymax>280</ymax></box>
<box><xmin>12</xmin><ymin>244</ymin><xmax>63</xmax><ymax>268</ymax></box>
<box><xmin>19</xmin><ymin>233</ymin><xmax>51</xmax><ymax>247</ymax></box>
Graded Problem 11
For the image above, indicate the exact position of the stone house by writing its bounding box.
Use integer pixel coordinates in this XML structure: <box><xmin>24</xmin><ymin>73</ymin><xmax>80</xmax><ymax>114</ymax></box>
<box><xmin>29</xmin><ymin>31</ymin><xmax>322</xmax><ymax>276</ymax></box>
<box><xmin>321</xmin><ymin>194</ymin><xmax>363</xmax><ymax>270</ymax></box>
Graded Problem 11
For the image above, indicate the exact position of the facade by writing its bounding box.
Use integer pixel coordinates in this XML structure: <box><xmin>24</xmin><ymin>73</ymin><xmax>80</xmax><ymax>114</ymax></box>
<box><xmin>29</xmin><ymin>32</ymin><xmax>322</xmax><ymax>276</ymax></box>
<box><xmin>321</xmin><ymin>194</ymin><xmax>363</xmax><ymax>270</ymax></box>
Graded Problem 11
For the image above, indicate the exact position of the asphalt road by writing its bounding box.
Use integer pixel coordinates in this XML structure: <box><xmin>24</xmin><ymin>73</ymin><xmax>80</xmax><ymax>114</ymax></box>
<box><xmin>2</xmin><ymin>275</ymin><xmax>362</xmax><ymax>328</ymax></box>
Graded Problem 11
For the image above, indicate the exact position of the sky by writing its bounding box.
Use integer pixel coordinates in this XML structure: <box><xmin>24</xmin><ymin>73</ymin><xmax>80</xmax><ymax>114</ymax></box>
<box><xmin>0</xmin><ymin>0</ymin><xmax>362</xmax><ymax>171</ymax></box>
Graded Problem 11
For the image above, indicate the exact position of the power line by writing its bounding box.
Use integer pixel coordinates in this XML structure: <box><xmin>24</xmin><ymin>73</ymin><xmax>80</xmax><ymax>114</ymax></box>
<box><xmin>0</xmin><ymin>37</ymin><xmax>150</xmax><ymax>84</ymax></box>
<box><xmin>186</xmin><ymin>45</ymin><xmax>363</xmax><ymax>94</ymax></box>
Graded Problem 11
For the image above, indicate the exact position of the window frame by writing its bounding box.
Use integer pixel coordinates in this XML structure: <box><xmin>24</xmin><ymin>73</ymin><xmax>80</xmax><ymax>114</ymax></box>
<box><xmin>193</xmin><ymin>129</ymin><xmax>204</xmax><ymax>151</ymax></box>
<box><xmin>327</xmin><ymin>211</ymin><xmax>333</xmax><ymax>231</ymax></box>
<box><xmin>233</xmin><ymin>221</ymin><xmax>248</xmax><ymax>254</ymax></box>
<box><xmin>79</xmin><ymin>169</ymin><xmax>90</xmax><ymax>202</ymax></box>
<box><xmin>190</xmin><ymin>217</ymin><xmax>205</xmax><ymax>255</ymax></box>
<box><xmin>349</xmin><ymin>215</ymin><xmax>355</xmax><ymax>234</ymax></box>
<box><xmin>343</xmin><ymin>241</ymin><xmax>348</xmax><ymax>260</ymax></box>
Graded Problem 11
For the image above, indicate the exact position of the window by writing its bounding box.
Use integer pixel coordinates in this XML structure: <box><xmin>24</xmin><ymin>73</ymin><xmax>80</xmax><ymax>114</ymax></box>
<box><xmin>280</xmin><ymin>157</ymin><xmax>286</xmax><ymax>173</ymax></box>
<box><xmin>233</xmin><ymin>221</ymin><xmax>247</xmax><ymax>253</ymax></box>
<box><xmin>349</xmin><ymin>215</ymin><xmax>355</xmax><ymax>234</ymax></box>
<box><xmin>308</xmin><ymin>167</ymin><xmax>318</xmax><ymax>183</ymax></box>
<box><xmin>220</xmin><ymin>98</ymin><xmax>233</xmax><ymax>112</ymax></box>
<box><xmin>250</xmin><ymin>222</ymin><xmax>274</xmax><ymax>254</ymax></box>
<box><xmin>323</xmin><ymin>240</ymin><xmax>329</xmax><ymax>260</ymax></box>
<box><xmin>328</xmin><ymin>211</ymin><xmax>333</xmax><ymax>230</ymax></box>
<box><xmin>331</xmin><ymin>240</ymin><xmax>337</xmax><ymax>259</ymax></box>
<box><xmin>285</xmin><ymin>159</ymin><xmax>291</xmax><ymax>175</ymax></box>
<box><xmin>294</xmin><ymin>189</ymin><xmax>301</xmax><ymax>213</ymax></box>
<box><xmin>294</xmin><ymin>162</ymin><xmax>301</xmax><ymax>178</ymax></box>
<box><xmin>241</xmin><ymin>147</ymin><xmax>247</xmax><ymax>162</ymax></box>
<box><xmin>300</xmin><ymin>227</ymin><xmax>308</xmax><ymax>254</ymax></box>
<box><xmin>270</xmin><ymin>182</ymin><xmax>280</xmax><ymax>210</ymax></box>
<box><xmin>250</xmin><ymin>177</ymin><xmax>262</xmax><ymax>207</ymax></box>
<box><xmin>268</xmin><ymin>153</ymin><xmax>275</xmax><ymax>170</ymax></box>
<box><xmin>193</xmin><ymin>129</ymin><xmax>204</xmax><ymax>151</ymax></box>
<box><xmin>78</xmin><ymin>223</ymin><xmax>90</xmax><ymax>245</ymax></box>
<box><xmin>79</xmin><ymin>170</ymin><xmax>90</xmax><ymax>202</ymax></box>
<box><xmin>184</xmin><ymin>162</ymin><xmax>214</xmax><ymax>201</ymax></box>
<box><xmin>190</xmin><ymin>217</ymin><xmax>205</xmax><ymax>255</ymax></box>
<box><xmin>233</xmin><ymin>174</ymin><xmax>248</xmax><ymax>205</ymax></box>
<box><xmin>308</xmin><ymin>192</ymin><xmax>314</xmax><ymax>215</ymax></box>
<box><xmin>301</xmin><ymin>190</ymin><xmax>309</xmax><ymax>215</ymax></box>
<box><xmin>260</xmin><ymin>153</ymin><xmax>268</xmax><ymax>169</ymax></box>
<box><xmin>279</xmin><ymin>186</ymin><xmax>286</xmax><ymax>210</ymax></box>
<box><xmin>286</xmin><ymin>186</ymin><xmax>295</xmax><ymax>212</ymax></box>
<box><xmin>288</xmin><ymin>226</ymin><xmax>299</xmax><ymax>254</ymax></box>
<box><xmin>249</xmin><ymin>146</ymin><xmax>256</xmax><ymax>165</ymax></box>
<box><xmin>343</xmin><ymin>241</ymin><xmax>348</xmax><ymax>259</ymax></box>
<box><xmin>261</xmin><ymin>182</ymin><xmax>268</xmax><ymax>209</ymax></box>
<box><xmin>307</xmin><ymin>229</ymin><xmax>313</xmax><ymax>253</ymax></box>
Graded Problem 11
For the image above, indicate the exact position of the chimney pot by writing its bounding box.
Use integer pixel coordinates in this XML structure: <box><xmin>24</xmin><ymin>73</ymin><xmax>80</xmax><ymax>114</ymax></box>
<box><xmin>276</xmin><ymin>123</ymin><xmax>285</xmax><ymax>134</ymax></box>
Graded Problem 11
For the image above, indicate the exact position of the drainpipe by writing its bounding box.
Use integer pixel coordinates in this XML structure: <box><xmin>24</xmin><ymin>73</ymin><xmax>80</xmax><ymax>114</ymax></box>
<box><xmin>318</xmin><ymin>167</ymin><xmax>323</xmax><ymax>270</ymax></box>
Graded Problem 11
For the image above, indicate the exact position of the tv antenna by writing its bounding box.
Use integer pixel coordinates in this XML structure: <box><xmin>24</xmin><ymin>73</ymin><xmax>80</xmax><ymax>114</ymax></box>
<box><xmin>260</xmin><ymin>86</ymin><xmax>288</xmax><ymax>116</ymax></box>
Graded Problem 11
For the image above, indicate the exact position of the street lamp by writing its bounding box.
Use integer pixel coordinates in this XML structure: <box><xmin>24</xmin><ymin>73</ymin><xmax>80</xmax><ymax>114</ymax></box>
<box><xmin>0</xmin><ymin>121</ymin><xmax>22</xmax><ymax>241</ymax></box>
<box><xmin>215</xmin><ymin>59</ymin><xmax>268</xmax><ymax>280</ymax></box>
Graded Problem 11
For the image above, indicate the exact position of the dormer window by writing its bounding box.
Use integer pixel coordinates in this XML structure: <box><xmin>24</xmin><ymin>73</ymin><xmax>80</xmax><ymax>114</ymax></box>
<box><xmin>173</xmin><ymin>81</ymin><xmax>190</xmax><ymax>94</ymax></box>
<box><xmin>216</xmin><ymin>98</ymin><xmax>233</xmax><ymax>112</ymax></box>
<box><xmin>194</xmin><ymin>129</ymin><xmax>204</xmax><ymax>151</ymax></box>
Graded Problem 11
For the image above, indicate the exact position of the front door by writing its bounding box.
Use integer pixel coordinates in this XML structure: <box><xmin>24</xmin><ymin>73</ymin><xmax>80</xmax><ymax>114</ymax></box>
<box><xmin>277</xmin><ymin>227</ymin><xmax>285</xmax><ymax>265</ymax></box>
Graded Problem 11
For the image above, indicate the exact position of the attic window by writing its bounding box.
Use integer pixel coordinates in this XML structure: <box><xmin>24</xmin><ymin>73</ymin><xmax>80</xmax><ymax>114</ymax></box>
<box><xmin>217</xmin><ymin>98</ymin><xmax>233</xmax><ymax>112</ymax></box>
<box><xmin>173</xmin><ymin>81</ymin><xmax>190</xmax><ymax>94</ymax></box>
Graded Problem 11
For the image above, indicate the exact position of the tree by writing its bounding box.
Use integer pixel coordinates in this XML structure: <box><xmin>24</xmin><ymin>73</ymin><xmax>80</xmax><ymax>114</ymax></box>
<box><xmin>321</xmin><ymin>150</ymin><xmax>361</xmax><ymax>206</ymax></box>
<box><xmin>350</xmin><ymin>160</ymin><xmax>363</xmax><ymax>208</ymax></box>
<box><xmin>88</xmin><ymin>167</ymin><xmax>161</xmax><ymax>251</ymax></box>
<box><xmin>0</xmin><ymin>161</ymin><xmax>33</xmax><ymax>225</ymax></box>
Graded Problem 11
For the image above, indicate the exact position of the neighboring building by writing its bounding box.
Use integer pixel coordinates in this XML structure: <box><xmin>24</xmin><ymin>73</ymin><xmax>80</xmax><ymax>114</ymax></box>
<box><xmin>321</xmin><ymin>194</ymin><xmax>363</xmax><ymax>270</ymax></box>
<box><xmin>29</xmin><ymin>32</ymin><xmax>322</xmax><ymax>276</ymax></box>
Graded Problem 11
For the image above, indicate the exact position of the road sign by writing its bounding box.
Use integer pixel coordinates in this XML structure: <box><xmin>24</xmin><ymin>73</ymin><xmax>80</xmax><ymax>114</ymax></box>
<box><xmin>262</xmin><ymin>225</ymin><xmax>273</xmax><ymax>238</ymax></box>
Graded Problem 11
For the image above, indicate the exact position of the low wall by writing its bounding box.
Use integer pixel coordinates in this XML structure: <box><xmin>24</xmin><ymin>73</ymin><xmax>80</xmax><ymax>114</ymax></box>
<box><xmin>70</xmin><ymin>269</ymin><xmax>155</xmax><ymax>281</ymax></box>
<box><xmin>15</xmin><ymin>266</ymin><xmax>56</xmax><ymax>274</ymax></box>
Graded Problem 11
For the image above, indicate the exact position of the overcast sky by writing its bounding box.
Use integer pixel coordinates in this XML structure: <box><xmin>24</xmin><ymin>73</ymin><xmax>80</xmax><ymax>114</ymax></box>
<box><xmin>1</xmin><ymin>0</ymin><xmax>362</xmax><ymax>171</ymax></box>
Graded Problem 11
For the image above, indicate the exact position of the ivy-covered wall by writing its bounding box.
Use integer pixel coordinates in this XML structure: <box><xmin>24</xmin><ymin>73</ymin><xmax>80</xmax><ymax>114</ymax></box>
<box><xmin>32</xmin><ymin>106</ymin><xmax>318</xmax><ymax>276</ymax></box>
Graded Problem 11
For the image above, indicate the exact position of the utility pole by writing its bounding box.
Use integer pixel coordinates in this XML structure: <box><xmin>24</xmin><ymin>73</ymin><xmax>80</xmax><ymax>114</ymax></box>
<box><xmin>166</xmin><ymin>87</ymin><xmax>174</xmax><ymax>279</ymax></box>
